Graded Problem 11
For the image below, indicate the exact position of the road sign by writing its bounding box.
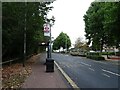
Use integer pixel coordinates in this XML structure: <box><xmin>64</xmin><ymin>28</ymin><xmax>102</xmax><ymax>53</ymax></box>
<box><xmin>43</xmin><ymin>24</ymin><xmax>50</xmax><ymax>36</ymax></box>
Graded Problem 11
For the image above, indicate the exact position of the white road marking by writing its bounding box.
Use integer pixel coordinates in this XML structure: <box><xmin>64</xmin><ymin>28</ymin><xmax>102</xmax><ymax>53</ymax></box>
<box><xmin>79</xmin><ymin>64</ymin><xmax>84</xmax><ymax>66</ymax></box>
<box><xmin>93</xmin><ymin>61</ymin><xmax>107</xmax><ymax>64</ymax></box>
<box><xmin>89</xmin><ymin>68</ymin><xmax>95</xmax><ymax>71</ymax></box>
<box><xmin>54</xmin><ymin>61</ymin><xmax>80</xmax><ymax>89</ymax></box>
<box><xmin>102</xmin><ymin>69</ymin><xmax>120</xmax><ymax>77</ymax></box>
<box><xmin>102</xmin><ymin>73</ymin><xmax>110</xmax><ymax>78</ymax></box>
<box><xmin>81</xmin><ymin>62</ymin><xmax>91</xmax><ymax>67</ymax></box>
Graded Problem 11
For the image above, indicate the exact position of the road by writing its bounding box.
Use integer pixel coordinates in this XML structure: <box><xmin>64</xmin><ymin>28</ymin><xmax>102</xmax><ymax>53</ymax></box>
<box><xmin>52</xmin><ymin>53</ymin><xmax>120</xmax><ymax>88</ymax></box>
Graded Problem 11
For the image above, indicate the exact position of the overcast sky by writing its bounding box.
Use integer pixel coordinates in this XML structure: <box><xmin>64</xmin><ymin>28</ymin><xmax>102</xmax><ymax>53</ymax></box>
<box><xmin>48</xmin><ymin>0</ymin><xmax>95</xmax><ymax>46</ymax></box>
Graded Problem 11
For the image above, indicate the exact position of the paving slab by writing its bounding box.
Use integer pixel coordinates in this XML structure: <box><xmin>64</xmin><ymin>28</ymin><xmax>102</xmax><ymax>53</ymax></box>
<box><xmin>21</xmin><ymin>53</ymin><xmax>70</xmax><ymax>88</ymax></box>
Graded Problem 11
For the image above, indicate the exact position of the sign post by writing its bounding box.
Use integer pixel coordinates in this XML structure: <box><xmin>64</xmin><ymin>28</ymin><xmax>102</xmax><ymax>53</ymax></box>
<box><xmin>43</xmin><ymin>24</ymin><xmax>50</xmax><ymax>37</ymax></box>
<box><xmin>43</xmin><ymin>23</ymin><xmax>51</xmax><ymax>58</ymax></box>
<box><xmin>43</xmin><ymin>23</ymin><xmax>54</xmax><ymax>72</ymax></box>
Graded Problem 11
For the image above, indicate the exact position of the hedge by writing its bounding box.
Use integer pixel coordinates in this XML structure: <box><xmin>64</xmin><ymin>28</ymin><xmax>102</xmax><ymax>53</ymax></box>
<box><xmin>101</xmin><ymin>52</ymin><xmax>115</xmax><ymax>55</ymax></box>
<box><xmin>87</xmin><ymin>52</ymin><xmax>100</xmax><ymax>56</ymax></box>
<box><xmin>86</xmin><ymin>55</ymin><xmax>105</xmax><ymax>61</ymax></box>
<box><xmin>78</xmin><ymin>54</ymin><xmax>86</xmax><ymax>57</ymax></box>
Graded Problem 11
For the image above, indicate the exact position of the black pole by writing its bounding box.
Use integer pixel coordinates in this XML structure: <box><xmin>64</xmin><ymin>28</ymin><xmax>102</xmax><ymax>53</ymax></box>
<box><xmin>44</xmin><ymin>42</ymin><xmax>49</xmax><ymax>65</ymax></box>
<box><xmin>47</xmin><ymin>42</ymin><xmax>50</xmax><ymax>58</ymax></box>
<box><xmin>45</xmin><ymin>23</ymin><xmax>54</xmax><ymax>72</ymax></box>
<box><xmin>49</xmin><ymin>24</ymin><xmax>52</xmax><ymax>58</ymax></box>
<box><xmin>23</xmin><ymin>1</ymin><xmax>27</xmax><ymax>67</ymax></box>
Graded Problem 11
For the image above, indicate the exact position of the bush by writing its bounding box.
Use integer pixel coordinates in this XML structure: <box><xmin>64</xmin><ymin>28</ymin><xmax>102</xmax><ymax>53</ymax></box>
<box><xmin>101</xmin><ymin>52</ymin><xmax>115</xmax><ymax>55</ymax></box>
<box><xmin>78</xmin><ymin>54</ymin><xmax>86</xmax><ymax>57</ymax></box>
<box><xmin>86</xmin><ymin>55</ymin><xmax>105</xmax><ymax>60</ymax></box>
<box><xmin>87</xmin><ymin>52</ymin><xmax>100</xmax><ymax>56</ymax></box>
<box><xmin>86</xmin><ymin>52</ymin><xmax>105</xmax><ymax>61</ymax></box>
<box><xmin>88</xmin><ymin>52</ymin><xmax>117</xmax><ymax>56</ymax></box>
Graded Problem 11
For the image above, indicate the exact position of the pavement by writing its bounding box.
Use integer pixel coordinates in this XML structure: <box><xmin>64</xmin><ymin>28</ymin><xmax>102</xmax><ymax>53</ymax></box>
<box><xmin>21</xmin><ymin>53</ymin><xmax>119</xmax><ymax>89</ymax></box>
<box><xmin>21</xmin><ymin>53</ymin><xmax>71</xmax><ymax>88</ymax></box>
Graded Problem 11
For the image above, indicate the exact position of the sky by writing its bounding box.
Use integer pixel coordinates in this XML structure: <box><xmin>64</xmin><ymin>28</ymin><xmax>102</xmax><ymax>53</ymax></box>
<box><xmin>48</xmin><ymin>0</ymin><xmax>95</xmax><ymax>46</ymax></box>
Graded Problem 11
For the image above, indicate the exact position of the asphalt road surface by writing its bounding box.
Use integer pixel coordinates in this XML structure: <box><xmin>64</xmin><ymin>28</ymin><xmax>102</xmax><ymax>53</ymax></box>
<box><xmin>52</xmin><ymin>53</ymin><xmax>120</xmax><ymax>89</ymax></box>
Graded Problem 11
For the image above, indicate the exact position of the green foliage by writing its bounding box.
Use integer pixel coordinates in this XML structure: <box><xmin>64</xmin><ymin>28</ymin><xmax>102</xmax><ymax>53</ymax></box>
<box><xmin>84</xmin><ymin>2</ymin><xmax>105</xmax><ymax>52</ymax></box>
<box><xmin>103</xmin><ymin>2</ymin><xmax>120</xmax><ymax>47</ymax></box>
<box><xmin>87</xmin><ymin>51</ymin><xmax>119</xmax><ymax>56</ymax></box>
<box><xmin>86</xmin><ymin>52</ymin><xmax>105</xmax><ymax>60</ymax></box>
<box><xmin>87</xmin><ymin>52</ymin><xmax>100</xmax><ymax>56</ymax></box>
<box><xmin>2</xmin><ymin>2</ymin><xmax>54</xmax><ymax>61</ymax></box>
<box><xmin>74</xmin><ymin>37</ymin><xmax>84</xmax><ymax>48</ymax></box>
<box><xmin>86</xmin><ymin>55</ymin><xmax>105</xmax><ymax>61</ymax></box>
<box><xmin>74</xmin><ymin>37</ymin><xmax>89</xmax><ymax>52</ymax></box>
<box><xmin>101</xmin><ymin>52</ymin><xmax>115</xmax><ymax>55</ymax></box>
<box><xmin>53</xmin><ymin>32</ymin><xmax>71</xmax><ymax>50</ymax></box>
<box><xmin>83</xmin><ymin>2</ymin><xmax>120</xmax><ymax>51</ymax></box>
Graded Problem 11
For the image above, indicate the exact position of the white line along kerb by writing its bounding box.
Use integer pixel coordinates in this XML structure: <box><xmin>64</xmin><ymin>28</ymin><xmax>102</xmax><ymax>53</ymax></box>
<box><xmin>54</xmin><ymin>61</ymin><xmax>80</xmax><ymax>89</ymax></box>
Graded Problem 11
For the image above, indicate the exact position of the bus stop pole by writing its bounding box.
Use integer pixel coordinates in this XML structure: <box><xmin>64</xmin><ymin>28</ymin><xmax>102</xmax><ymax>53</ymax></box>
<box><xmin>49</xmin><ymin>24</ymin><xmax>52</xmax><ymax>58</ymax></box>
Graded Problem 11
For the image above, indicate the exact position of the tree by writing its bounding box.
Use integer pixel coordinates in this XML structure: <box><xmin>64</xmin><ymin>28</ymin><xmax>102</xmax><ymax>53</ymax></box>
<box><xmin>53</xmin><ymin>32</ymin><xmax>71</xmax><ymax>50</ymax></box>
<box><xmin>2</xmin><ymin>2</ymin><xmax>54</xmax><ymax>61</ymax></box>
<box><xmin>74</xmin><ymin>37</ymin><xmax>89</xmax><ymax>51</ymax></box>
<box><xmin>103</xmin><ymin>2</ymin><xmax>120</xmax><ymax>48</ymax></box>
<box><xmin>83</xmin><ymin>2</ymin><xmax>105</xmax><ymax>52</ymax></box>
<box><xmin>83</xmin><ymin>2</ymin><xmax>120</xmax><ymax>52</ymax></box>
<box><xmin>74</xmin><ymin>37</ymin><xmax>84</xmax><ymax>49</ymax></box>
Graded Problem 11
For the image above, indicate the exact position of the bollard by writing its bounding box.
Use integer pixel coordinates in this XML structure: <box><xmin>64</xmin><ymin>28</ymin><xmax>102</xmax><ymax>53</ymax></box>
<box><xmin>46</xmin><ymin>58</ymin><xmax>54</xmax><ymax>72</ymax></box>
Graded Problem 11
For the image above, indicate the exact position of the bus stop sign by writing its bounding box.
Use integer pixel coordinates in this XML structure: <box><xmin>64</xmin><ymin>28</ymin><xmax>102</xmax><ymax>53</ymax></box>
<box><xmin>43</xmin><ymin>24</ymin><xmax>50</xmax><ymax>37</ymax></box>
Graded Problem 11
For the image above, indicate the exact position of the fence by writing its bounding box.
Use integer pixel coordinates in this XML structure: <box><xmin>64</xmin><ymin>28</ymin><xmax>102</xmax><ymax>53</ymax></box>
<box><xmin>0</xmin><ymin>54</ymin><xmax>33</xmax><ymax>65</ymax></box>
